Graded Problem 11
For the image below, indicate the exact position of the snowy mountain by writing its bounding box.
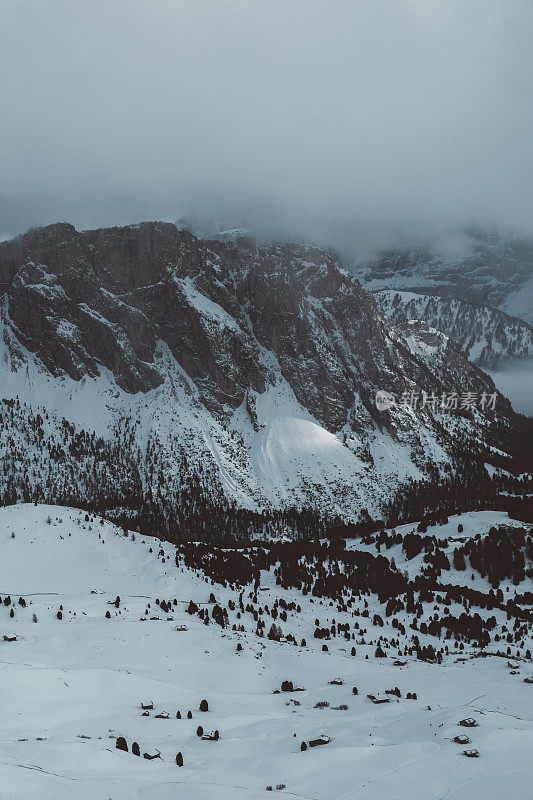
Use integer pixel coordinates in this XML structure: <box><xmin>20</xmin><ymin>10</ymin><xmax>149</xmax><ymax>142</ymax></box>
<box><xmin>375</xmin><ymin>291</ymin><xmax>533</xmax><ymax>369</ymax></box>
<box><xmin>1</xmin><ymin>503</ymin><xmax>532</xmax><ymax>800</ymax></box>
<box><xmin>0</xmin><ymin>222</ymin><xmax>531</xmax><ymax>536</ymax></box>
<box><xmin>357</xmin><ymin>228</ymin><xmax>533</xmax><ymax>325</ymax></box>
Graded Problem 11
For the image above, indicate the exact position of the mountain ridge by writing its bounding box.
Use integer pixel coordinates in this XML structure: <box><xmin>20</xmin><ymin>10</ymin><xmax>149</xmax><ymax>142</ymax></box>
<box><xmin>0</xmin><ymin>222</ymin><xmax>530</xmax><ymax>535</ymax></box>
<box><xmin>375</xmin><ymin>290</ymin><xmax>533</xmax><ymax>369</ymax></box>
<box><xmin>356</xmin><ymin>228</ymin><xmax>533</xmax><ymax>325</ymax></box>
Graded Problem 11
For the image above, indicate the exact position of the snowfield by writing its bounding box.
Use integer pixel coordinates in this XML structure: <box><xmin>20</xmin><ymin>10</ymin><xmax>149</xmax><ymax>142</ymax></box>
<box><xmin>1</xmin><ymin>504</ymin><xmax>532</xmax><ymax>800</ymax></box>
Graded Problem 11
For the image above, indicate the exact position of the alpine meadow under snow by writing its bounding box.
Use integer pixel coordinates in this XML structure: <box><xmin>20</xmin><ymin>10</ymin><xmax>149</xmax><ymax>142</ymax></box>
<box><xmin>1</xmin><ymin>504</ymin><xmax>532</xmax><ymax>800</ymax></box>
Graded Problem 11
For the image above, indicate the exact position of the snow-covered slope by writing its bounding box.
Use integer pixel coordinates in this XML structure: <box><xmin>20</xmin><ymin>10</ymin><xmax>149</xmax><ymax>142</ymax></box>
<box><xmin>499</xmin><ymin>274</ymin><xmax>533</xmax><ymax>324</ymax></box>
<box><xmin>375</xmin><ymin>291</ymin><xmax>533</xmax><ymax>368</ymax></box>
<box><xmin>1</xmin><ymin>504</ymin><xmax>532</xmax><ymax>800</ymax></box>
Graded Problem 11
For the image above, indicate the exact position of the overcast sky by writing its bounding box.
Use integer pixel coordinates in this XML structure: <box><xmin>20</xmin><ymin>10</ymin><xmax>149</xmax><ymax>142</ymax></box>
<box><xmin>1</xmin><ymin>0</ymin><xmax>532</xmax><ymax>254</ymax></box>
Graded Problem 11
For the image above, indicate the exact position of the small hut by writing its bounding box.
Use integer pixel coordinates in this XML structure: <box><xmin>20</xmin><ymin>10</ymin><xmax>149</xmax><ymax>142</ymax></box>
<box><xmin>308</xmin><ymin>735</ymin><xmax>331</xmax><ymax>748</ymax></box>
<box><xmin>367</xmin><ymin>694</ymin><xmax>390</xmax><ymax>705</ymax></box>
<box><xmin>143</xmin><ymin>750</ymin><xmax>161</xmax><ymax>760</ymax></box>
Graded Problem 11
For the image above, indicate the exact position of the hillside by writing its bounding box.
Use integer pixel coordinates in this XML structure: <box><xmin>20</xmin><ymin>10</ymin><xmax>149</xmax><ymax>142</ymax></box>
<box><xmin>0</xmin><ymin>222</ymin><xmax>531</xmax><ymax>535</ymax></box>
<box><xmin>1</xmin><ymin>504</ymin><xmax>532</xmax><ymax>800</ymax></box>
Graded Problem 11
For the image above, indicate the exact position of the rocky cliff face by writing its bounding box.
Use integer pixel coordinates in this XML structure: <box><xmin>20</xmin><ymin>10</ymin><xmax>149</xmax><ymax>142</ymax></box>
<box><xmin>0</xmin><ymin>222</ymin><xmax>418</xmax><ymax>424</ymax></box>
<box><xmin>0</xmin><ymin>222</ymin><xmax>530</xmax><ymax>524</ymax></box>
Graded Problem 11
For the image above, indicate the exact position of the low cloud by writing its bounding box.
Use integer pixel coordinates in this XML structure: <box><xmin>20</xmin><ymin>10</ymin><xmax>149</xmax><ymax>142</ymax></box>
<box><xmin>1</xmin><ymin>0</ymin><xmax>532</xmax><ymax>255</ymax></box>
<box><xmin>488</xmin><ymin>361</ymin><xmax>533</xmax><ymax>417</ymax></box>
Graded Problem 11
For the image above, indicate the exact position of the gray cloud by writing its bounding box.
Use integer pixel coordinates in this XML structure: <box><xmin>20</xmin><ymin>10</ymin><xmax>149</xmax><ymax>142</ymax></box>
<box><xmin>489</xmin><ymin>361</ymin><xmax>533</xmax><ymax>417</ymax></box>
<box><xmin>1</xmin><ymin>0</ymin><xmax>532</xmax><ymax>254</ymax></box>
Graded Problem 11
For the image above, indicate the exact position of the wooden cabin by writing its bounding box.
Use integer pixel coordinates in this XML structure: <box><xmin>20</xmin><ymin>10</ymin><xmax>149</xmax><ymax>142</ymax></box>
<box><xmin>459</xmin><ymin>718</ymin><xmax>478</xmax><ymax>728</ymax></box>
<box><xmin>453</xmin><ymin>734</ymin><xmax>470</xmax><ymax>744</ymax></box>
<box><xmin>308</xmin><ymin>735</ymin><xmax>331</xmax><ymax>747</ymax></box>
<box><xmin>463</xmin><ymin>749</ymin><xmax>479</xmax><ymax>758</ymax></box>
<box><xmin>143</xmin><ymin>750</ymin><xmax>161</xmax><ymax>760</ymax></box>
<box><xmin>386</xmin><ymin>687</ymin><xmax>401</xmax><ymax>697</ymax></box>
<box><xmin>141</xmin><ymin>702</ymin><xmax>154</xmax><ymax>710</ymax></box>
<box><xmin>367</xmin><ymin>693</ymin><xmax>390</xmax><ymax>704</ymax></box>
